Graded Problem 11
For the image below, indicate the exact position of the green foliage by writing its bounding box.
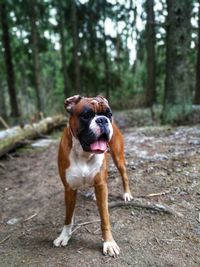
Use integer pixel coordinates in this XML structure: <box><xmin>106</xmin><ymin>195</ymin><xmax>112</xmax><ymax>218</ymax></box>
<box><xmin>162</xmin><ymin>103</ymin><xmax>193</xmax><ymax>125</ymax></box>
<box><xmin>0</xmin><ymin>0</ymin><xmax>199</xmax><ymax>125</ymax></box>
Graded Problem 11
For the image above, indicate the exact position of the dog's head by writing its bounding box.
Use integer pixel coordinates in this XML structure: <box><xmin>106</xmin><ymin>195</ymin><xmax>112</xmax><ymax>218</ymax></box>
<box><xmin>64</xmin><ymin>95</ymin><xmax>113</xmax><ymax>153</ymax></box>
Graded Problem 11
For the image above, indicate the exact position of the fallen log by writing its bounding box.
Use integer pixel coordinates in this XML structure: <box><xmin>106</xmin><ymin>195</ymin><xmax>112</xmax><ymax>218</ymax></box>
<box><xmin>0</xmin><ymin>114</ymin><xmax>67</xmax><ymax>157</ymax></box>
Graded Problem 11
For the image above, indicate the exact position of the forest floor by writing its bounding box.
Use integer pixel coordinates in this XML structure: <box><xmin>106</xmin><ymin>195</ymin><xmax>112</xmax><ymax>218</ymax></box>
<box><xmin>0</xmin><ymin>124</ymin><xmax>200</xmax><ymax>267</ymax></box>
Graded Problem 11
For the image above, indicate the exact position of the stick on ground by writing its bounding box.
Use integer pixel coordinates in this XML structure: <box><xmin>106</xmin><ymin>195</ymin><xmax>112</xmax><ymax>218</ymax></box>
<box><xmin>68</xmin><ymin>200</ymin><xmax>182</xmax><ymax>236</ymax></box>
<box><xmin>108</xmin><ymin>199</ymin><xmax>183</xmax><ymax>217</ymax></box>
<box><xmin>0</xmin><ymin>235</ymin><xmax>11</xmax><ymax>245</ymax></box>
<box><xmin>71</xmin><ymin>220</ymin><xmax>100</xmax><ymax>234</ymax></box>
<box><xmin>23</xmin><ymin>212</ymin><xmax>38</xmax><ymax>222</ymax></box>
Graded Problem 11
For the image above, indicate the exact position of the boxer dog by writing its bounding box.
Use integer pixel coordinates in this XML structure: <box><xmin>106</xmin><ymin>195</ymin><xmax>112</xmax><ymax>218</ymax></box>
<box><xmin>53</xmin><ymin>95</ymin><xmax>133</xmax><ymax>257</ymax></box>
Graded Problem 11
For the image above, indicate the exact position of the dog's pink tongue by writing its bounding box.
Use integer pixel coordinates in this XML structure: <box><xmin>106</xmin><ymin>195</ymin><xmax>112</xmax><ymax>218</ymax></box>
<box><xmin>90</xmin><ymin>140</ymin><xmax>107</xmax><ymax>153</ymax></box>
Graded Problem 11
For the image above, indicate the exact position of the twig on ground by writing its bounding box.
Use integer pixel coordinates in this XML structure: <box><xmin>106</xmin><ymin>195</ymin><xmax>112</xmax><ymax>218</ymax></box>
<box><xmin>85</xmin><ymin>226</ymin><xmax>92</xmax><ymax>233</ymax></box>
<box><xmin>0</xmin><ymin>162</ymin><xmax>5</xmax><ymax>169</ymax></box>
<box><xmin>6</xmin><ymin>154</ymin><xmax>14</xmax><ymax>160</ymax></box>
<box><xmin>71</xmin><ymin>225</ymin><xmax>81</xmax><ymax>234</ymax></box>
<box><xmin>108</xmin><ymin>199</ymin><xmax>183</xmax><ymax>217</ymax></box>
<box><xmin>75</xmin><ymin>220</ymin><xmax>100</xmax><ymax>227</ymax></box>
<box><xmin>77</xmin><ymin>247</ymin><xmax>84</xmax><ymax>254</ymax></box>
<box><xmin>136</xmin><ymin>191</ymin><xmax>170</xmax><ymax>198</ymax></box>
<box><xmin>70</xmin><ymin>199</ymin><xmax>182</xmax><ymax>236</ymax></box>
<box><xmin>71</xmin><ymin>220</ymin><xmax>100</xmax><ymax>234</ymax></box>
<box><xmin>104</xmin><ymin>258</ymin><xmax>112</xmax><ymax>263</ymax></box>
<box><xmin>0</xmin><ymin>235</ymin><xmax>11</xmax><ymax>245</ymax></box>
<box><xmin>93</xmin><ymin>228</ymin><xmax>100</xmax><ymax>234</ymax></box>
<box><xmin>23</xmin><ymin>212</ymin><xmax>38</xmax><ymax>222</ymax></box>
<box><xmin>160</xmin><ymin>238</ymin><xmax>185</xmax><ymax>243</ymax></box>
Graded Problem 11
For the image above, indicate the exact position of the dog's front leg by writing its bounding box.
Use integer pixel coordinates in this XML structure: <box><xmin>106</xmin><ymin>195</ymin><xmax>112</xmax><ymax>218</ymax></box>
<box><xmin>54</xmin><ymin>186</ymin><xmax>77</xmax><ymax>247</ymax></box>
<box><xmin>94</xmin><ymin>181</ymin><xmax>120</xmax><ymax>257</ymax></box>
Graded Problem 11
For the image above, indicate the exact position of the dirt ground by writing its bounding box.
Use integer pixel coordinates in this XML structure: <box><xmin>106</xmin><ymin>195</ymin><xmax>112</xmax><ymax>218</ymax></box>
<box><xmin>0</xmin><ymin>125</ymin><xmax>200</xmax><ymax>267</ymax></box>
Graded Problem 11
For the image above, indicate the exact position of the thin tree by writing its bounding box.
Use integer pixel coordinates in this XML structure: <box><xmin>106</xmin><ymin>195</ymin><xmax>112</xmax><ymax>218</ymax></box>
<box><xmin>71</xmin><ymin>0</ymin><xmax>81</xmax><ymax>94</ymax></box>
<box><xmin>56</xmin><ymin>2</ymin><xmax>71</xmax><ymax>98</ymax></box>
<box><xmin>145</xmin><ymin>0</ymin><xmax>156</xmax><ymax>107</ymax></box>
<box><xmin>194</xmin><ymin>1</ymin><xmax>200</xmax><ymax>104</ymax></box>
<box><xmin>0</xmin><ymin>2</ymin><xmax>20</xmax><ymax>118</ymax></box>
<box><xmin>162</xmin><ymin>0</ymin><xmax>192</xmax><ymax>124</ymax></box>
<box><xmin>103</xmin><ymin>31</ymin><xmax>110</xmax><ymax>101</ymax></box>
<box><xmin>29</xmin><ymin>0</ymin><xmax>42</xmax><ymax>112</ymax></box>
<box><xmin>102</xmin><ymin>4</ymin><xmax>110</xmax><ymax>101</ymax></box>
<box><xmin>0</xmin><ymin>84</ymin><xmax>7</xmax><ymax>119</ymax></box>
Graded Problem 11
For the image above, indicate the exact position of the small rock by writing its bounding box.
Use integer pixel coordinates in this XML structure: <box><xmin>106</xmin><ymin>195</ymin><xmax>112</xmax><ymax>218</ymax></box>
<box><xmin>169</xmin><ymin>196</ymin><xmax>175</xmax><ymax>202</ymax></box>
<box><xmin>7</xmin><ymin>217</ymin><xmax>21</xmax><ymax>225</ymax></box>
<box><xmin>194</xmin><ymin>225</ymin><xmax>200</xmax><ymax>236</ymax></box>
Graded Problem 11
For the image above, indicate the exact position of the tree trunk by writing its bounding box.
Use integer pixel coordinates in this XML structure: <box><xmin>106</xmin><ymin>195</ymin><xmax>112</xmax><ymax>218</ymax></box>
<box><xmin>194</xmin><ymin>2</ymin><xmax>200</xmax><ymax>104</ymax></box>
<box><xmin>162</xmin><ymin>0</ymin><xmax>192</xmax><ymax>124</ymax></box>
<box><xmin>104</xmin><ymin>35</ymin><xmax>110</xmax><ymax>101</ymax></box>
<box><xmin>0</xmin><ymin>2</ymin><xmax>20</xmax><ymax>118</ymax></box>
<box><xmin>145</xmin><ymin>0</ymin><xmax>156</xmax><ymax>107</ymax></box>
<box><xmin>0</xmin><ymin>115</ymin><xmax>66</xmax><ymax>157</ymax></box>
<box><xmin>71</xmin><ymin>0</ymin><xmax>81</xmax><ymax>94</ymax></box>
<box><xmin>29</xmin><ymin>0</ymin><xmax>42</xmax><ymax>112</ymax></box>
<box><xmin>57</xmin><ymin>4</ymin><xmax>71</xmax><ymax>98</ymax></box>
<box><xmin>102</xmin><ymin>10</ymin><xmax>110</xmax><ymax>101</ymax></box>
<box><xmin>0</xmin><ymin>81</ymin><xmax>7</xmax><ymax>119</ymax></box>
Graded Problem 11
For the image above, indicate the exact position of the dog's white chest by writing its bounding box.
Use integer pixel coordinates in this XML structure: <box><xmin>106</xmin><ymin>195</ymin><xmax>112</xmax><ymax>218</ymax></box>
<box><xmin>65</xmin><ymin>143</ymin><xmax>104</xmax><ymax>190</ymax></box>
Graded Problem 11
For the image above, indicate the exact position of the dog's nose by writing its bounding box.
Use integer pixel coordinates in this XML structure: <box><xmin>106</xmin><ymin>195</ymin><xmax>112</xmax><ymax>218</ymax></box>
<box><xmin>95</xmin><ymin>116</ymin><xmax>108</xmax><ymax>126</ymax></box>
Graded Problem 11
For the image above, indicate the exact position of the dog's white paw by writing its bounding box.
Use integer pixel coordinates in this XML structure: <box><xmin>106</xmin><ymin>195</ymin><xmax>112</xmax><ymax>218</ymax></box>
<box><xmin>92</xmin><ymin>192</ymin><xmax>96</xmax><ymax>201</ymax></box>
<box><xmin>53</xmin><ymin>225</ymin><xmax>72</xmax><ymax>247</ymax></box>
<box><xmin>123</xmin><ymin>192</ymin><xmax>133</xmax><ymax>202</ymax></box>
<box><xmin>103</xmin><ymin>240</ymin><xmax>120</xmax><ymax>257</ymax></box>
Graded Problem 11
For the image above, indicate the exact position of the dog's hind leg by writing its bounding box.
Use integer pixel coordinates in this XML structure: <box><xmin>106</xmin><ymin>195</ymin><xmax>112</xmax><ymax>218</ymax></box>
<box><xmin>109</xmin><ymin>123</ymin><xmax>133</xmax><ymax>202</ymax></box>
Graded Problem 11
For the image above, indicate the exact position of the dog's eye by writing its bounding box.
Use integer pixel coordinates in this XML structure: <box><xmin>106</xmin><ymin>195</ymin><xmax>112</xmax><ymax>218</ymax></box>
<box><xmin>103</xmin><ymin>110</ymin><xmax>112</xmax><ymax>119</ymax></box>
<box><xmin>105</xmin><ymin>107</ymin><xmax>112</xmax><ymax>119</ymax></box>
<box><xmin>81</xmin><ymin>110</ymin><xmax>94</xmax><ymax>120</ymax></box>
<box><xmin>107</xmin><ymin>112</ymin><xmax>112</xmax><ymax>119</ymax></box>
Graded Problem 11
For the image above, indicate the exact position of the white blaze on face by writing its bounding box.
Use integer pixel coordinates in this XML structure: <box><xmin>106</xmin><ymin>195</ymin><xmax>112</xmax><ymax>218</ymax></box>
<box><xmin>89</xmin><ymin>116</ymin><xmax>102</xmax><ymax>137</ymax></box>
<box><xmin>89</xmin><ymin>115</ymin><xmax>113</xmax><ymax>141</ymax></box>
<box><xmin>89</xmin><ymin>115</ymin><xmax>113</xmax><ymax>153</ymax></box>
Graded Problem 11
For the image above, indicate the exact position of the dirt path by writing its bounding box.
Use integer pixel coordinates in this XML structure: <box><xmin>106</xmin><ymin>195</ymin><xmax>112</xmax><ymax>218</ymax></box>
<box><xmin>0</xmin><ymin>126</ymin><xmax>200</xmax><ymax>267</ymax></box>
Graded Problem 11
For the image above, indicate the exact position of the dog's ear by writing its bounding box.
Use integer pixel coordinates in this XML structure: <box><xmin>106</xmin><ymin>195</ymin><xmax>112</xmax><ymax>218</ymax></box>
<box><xmin>64</xmin><ymin>95</ymin><xmax>82</xmax><ymax>113</ymax></box>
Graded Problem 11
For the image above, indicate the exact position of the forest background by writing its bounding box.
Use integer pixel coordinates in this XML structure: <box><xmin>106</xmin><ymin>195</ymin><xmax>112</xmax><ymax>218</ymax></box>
<box><xmin>0</xmin><ymin>0</ymin><xmax>200</xmax><ymax>126</ymax></box>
